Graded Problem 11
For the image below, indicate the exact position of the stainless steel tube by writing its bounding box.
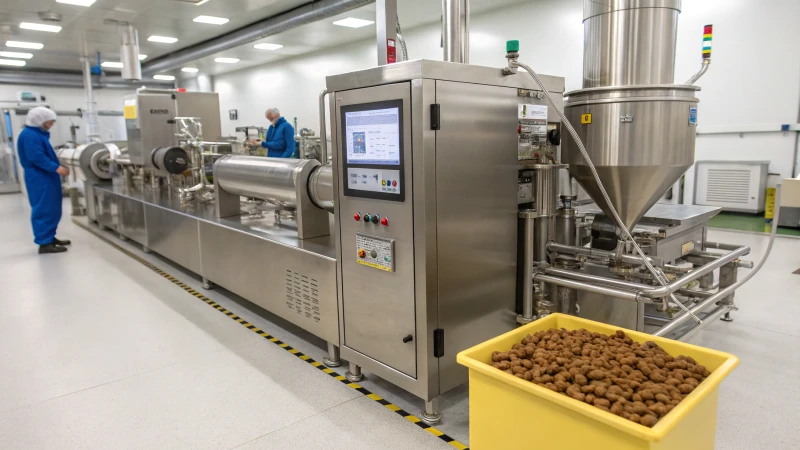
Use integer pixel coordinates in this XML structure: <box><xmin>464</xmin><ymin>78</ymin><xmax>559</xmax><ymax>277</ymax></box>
<box><xmin>214</xmin><ymin>155</ymin><xmax>319</xmax><ymax>208</ymax></box>
<box><xmin>308</xmin><ymin>164</ymin><xmax>334</xmax><ymax>212</ymax></box>
<box><xmin>704</xmin><ymin>241</ymin><xmax>745</xmax><ymax>251</ymax></box>
<box><xmin>318</xmin><ymin>89</ymin><xmax>328</xmax><ymax>164</ymax></box>
<box><xmin>639</xmin><ymin>245</ymin><xmax>750</xmax><ymax>299</ymax></box>
<box><xmin>556</xmin><ymin>208</ymin><xmax>576</xmax><ymax>246</ymax></box>
<box><xmin>442</xmin><ymin>0</ymin><xmax>469</xmax><ymax>63</ymax></box>
<box><xmin>533</xmin><ymin>273</ymin><xmax>642</xmax><ymax>303</ymax></box>
<box><xmin>534</xmin><ymin>216</ymin><xmax>553</xmax><ymax>262</ymax></box>
<box><xmin>548</xmin><ymin>242</ymin><xmax>659</xmax><ymax>267</ymax></box>
<box><xmin>520</xmin><ymin>210</ymin><xmax>536</xmax><ymax>322</ymax></box>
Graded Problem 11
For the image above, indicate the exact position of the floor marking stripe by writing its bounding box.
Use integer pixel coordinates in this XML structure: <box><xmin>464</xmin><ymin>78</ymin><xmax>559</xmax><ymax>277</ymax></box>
<box><xmin>73</xmin><ymin>219</ymin><xmax>469</xmax><ymax>450</ymax></box>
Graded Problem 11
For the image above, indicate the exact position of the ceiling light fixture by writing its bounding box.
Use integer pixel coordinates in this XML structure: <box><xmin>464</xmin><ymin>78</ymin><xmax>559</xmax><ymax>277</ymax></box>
<box><xmin>5</xmin><ymin>41</ymin><xmax>44</xmax><ymax>49</ymax></box>
<box><xmin>153</xmin><ymin>75</ymin><xmax>176</xmax><ymax>81</ymax></box>
<box><xmin>0</xmin><ymin>51</ymin><xmax>33</xmax><ymax>59</ymax></box>
<box><xmin>138</xmin><ymin>54</ymin><xmax>148</xmax><ymax>60</ymax></box>
<box><xmin>254</xmin><ymin>43</ymin><xmax>283</xmax><ymax>51</ymax></box>
<box><xmin>332</xmin><ymin>18</ymin><xmax>374</xmax><ymax>28</ymax></box>
<box><xmin>193</xmin><ymin>15</ymin><xmax>229</xmax><ymax>25</ymax></box>
<box><xmin>181</xmin><ymin>67</ymin><xmax>199</xmax><ymax>73</ymax></box>
<box><xmin>56</xmin><ymin>0</ymin><xmax>97</xmax><ymax>6</ymax></box>
<box><xmin>20</xmin><ymin>22</ymin><xmax>62</xmax><ymax>33</ymax></box>
<box><xmin>148</xmin><ymin>36</ymin><xmax>178</xmax><ymax>44</ymax></box>
<box><xmin>195</xmin><ymin>0</ymin><xmax>211</xmax><ymax>5</ymax></box>
<box><xmin>101</xmin><ymin>61</ymin><xmax>124</xmax><ymax>68</ymax></box>
<box><xmin>214</xmin><ymin>57</ymin><xmax>239</xmax><ymax>63</ymax></box>
<box><xmin>0</xmin><ymin>59</ymin><xmax>26</xmax><ymax>67</ymax></box>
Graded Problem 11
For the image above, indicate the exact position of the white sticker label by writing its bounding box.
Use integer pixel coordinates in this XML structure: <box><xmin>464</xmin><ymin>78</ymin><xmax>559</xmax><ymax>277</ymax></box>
<box><xmin>519</xmin><ymin>104</ymin><xmax>547</xmax><ymax>120</ymax></box>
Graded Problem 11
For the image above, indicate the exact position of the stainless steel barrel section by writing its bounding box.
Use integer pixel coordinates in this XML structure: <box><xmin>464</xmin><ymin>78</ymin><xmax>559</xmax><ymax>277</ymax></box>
<box><xmin>213</xmin><ymin>155</ymin><xmax>320</xmax><ymax>209</ymax></box>
<box><xmin>308</xmin><ymin>163</ymin><xmax>334</xmax><ymax>212</ymax></box>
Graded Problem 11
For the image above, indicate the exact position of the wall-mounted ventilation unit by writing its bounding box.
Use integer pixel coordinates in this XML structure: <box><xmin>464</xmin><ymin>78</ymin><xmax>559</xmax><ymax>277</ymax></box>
<box><xmin>694</xmin><ymin>161</ymin><xmax>769</xmax><ymax>213</ymax></box>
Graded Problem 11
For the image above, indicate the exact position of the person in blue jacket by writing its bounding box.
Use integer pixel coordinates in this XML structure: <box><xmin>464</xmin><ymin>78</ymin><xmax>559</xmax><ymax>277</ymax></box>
<box><xmin>253</xmin><ymin>108</ymin><xmax>296</xmax><ymax>158</ymax></box>
<box><xmin>17</xmin><ymin>106</ymin><xmax>71</xmax><ymax>254</ymax></box>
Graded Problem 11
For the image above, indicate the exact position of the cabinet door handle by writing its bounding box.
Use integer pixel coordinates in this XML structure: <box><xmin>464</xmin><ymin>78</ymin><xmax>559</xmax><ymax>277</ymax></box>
<box><xmin>402</xmin><ymin>334</ymin><xmax>413</xmax><ymax>343</ymax></box>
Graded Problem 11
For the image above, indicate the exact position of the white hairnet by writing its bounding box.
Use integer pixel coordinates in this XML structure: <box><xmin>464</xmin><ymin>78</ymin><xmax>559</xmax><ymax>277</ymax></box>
<box><xmin>25</xmin><ymin>106</ymin><xmax>57</xmax><ymax>128</ymax></box>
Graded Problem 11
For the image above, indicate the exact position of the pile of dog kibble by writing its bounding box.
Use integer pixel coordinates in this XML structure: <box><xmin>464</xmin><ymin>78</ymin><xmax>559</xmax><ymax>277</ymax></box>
<box><xmin>490</xmin><ymin>328</ymin><xmax>711</xmax><ymax>427</ymax></box>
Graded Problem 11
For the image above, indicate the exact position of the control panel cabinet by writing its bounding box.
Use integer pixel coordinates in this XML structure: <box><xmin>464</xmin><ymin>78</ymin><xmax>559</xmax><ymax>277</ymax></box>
<box><xmin>329</xmin><ymin>60</ymin><xmax>564</xmax><ymax>402</ymax></box>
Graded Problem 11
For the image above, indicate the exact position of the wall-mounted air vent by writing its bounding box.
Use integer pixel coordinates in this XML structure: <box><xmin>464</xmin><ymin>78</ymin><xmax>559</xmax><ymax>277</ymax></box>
<box><xmin>695</xmin><ymin>161</ymin><xmax>769</xmax><ymax>213</ymax></box>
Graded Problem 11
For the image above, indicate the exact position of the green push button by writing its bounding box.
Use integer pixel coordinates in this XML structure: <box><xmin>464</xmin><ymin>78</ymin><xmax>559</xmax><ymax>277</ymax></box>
<box><xmin>506</xmin><ymin>40</ymin><xmax>520</xmax><ymax>53</ymax></box>
<box><xmin>384</xmin><ymin>255</ymin><xmax>392</xmax><ymax>263</ymax></box>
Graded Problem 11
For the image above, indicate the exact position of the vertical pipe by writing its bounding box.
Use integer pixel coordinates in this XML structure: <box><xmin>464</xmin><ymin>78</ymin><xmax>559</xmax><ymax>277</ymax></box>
<box><xmin>718</xmin><ymin>262</ymin><xmax>737</xmax><ymax>321</ymax></box>
<box><xmin>519</xmin><ymin>210</ymin><xmax>537</xmax><ymax>323</ymax></box>
<box><xmin>119</xmin><ymin>24</ymin><xmax>142</xmax><ymax>81</ymax></box>
<box><xmin>376</xmin><ymin>0</ymin><xmax>398</xmax><ymax>65</ymax></box>
<box><xmin>442</xmin><ymin>0</ymin><xmax>469</xmax><ymax>63</ymax></box>
<box><xmin>81</xmin><ymin>58</ymin><xmax>100</xmax><ymax>142</ymax></box>
<box><xmin>556</xmin><ymin>207</ymin><xmax>576</xmax><ymax>246</ymax></box>
<box><xmin>318</xmin><ymin>89</ymin><xmax>328</xmax><ymax>164</ymax></box>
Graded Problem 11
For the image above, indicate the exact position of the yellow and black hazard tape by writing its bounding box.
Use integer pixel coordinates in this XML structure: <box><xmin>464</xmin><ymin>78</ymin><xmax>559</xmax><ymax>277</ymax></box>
<box><xmin>73</xmin><ymin>219</ymin><xmax>469</xmax><ymax>450</ymax></box>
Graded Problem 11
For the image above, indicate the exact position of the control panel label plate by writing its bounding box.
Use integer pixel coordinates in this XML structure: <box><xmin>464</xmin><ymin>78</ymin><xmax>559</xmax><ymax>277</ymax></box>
<box><xmin>356</xmin><ymin>233</ymin><xmax>395</xmax><ymax>272</ymax></box>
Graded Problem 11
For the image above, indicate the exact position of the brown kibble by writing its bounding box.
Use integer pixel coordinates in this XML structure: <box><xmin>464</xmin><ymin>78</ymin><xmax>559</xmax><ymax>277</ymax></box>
<box><xmin>488</xmin><ymin>328</ymin><xmax>710</xmax><ymax>428</ymax></box>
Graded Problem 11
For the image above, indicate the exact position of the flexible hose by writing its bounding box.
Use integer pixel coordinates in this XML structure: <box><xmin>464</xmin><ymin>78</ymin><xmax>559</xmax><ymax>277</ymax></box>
<box><xmin>514</xmin><ymin>61</ymin><xmax>697</xmax><ymax>321</ymax></box>
<box><xmin>396</xmin><ymin>20</ymin><xmax>408</xmax><ymax>61</ymax></box>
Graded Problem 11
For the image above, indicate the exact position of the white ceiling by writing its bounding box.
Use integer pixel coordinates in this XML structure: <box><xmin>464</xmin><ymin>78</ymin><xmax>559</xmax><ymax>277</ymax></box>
<box><xmin>0</xmin><ymin>0</ymin><xmax>525</xmax><ymax>77</ymax></box>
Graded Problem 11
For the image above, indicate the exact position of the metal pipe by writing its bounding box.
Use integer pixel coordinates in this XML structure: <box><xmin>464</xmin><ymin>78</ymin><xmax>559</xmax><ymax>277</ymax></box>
<box><xmin>214</xmin><ymin>156</ymin><xmax>319</xmax><ymax>208</ymax></box>
<box><xmin>685</xmin><ymin>60</ymin><xmax>710</xmax><ymax>85</ymax></box>
<box><xmin>555</xmin><ymin>207</ymin><xmax>576</xmax><ymax>246</ymax></box>
<box><xmin>533</xmin><ymin>273</ymin><xmax>643</xmax><ymax>303</ymax></box>
<box><xmin>548</xmin><ymin>242</ymin><xmax>659</xmax><ymax>267</ymax></box>
<box><xmin>678</xmin><ymin>306</ymin><xmax>734</xmax><ymax>342</ymax></box>
<box><xmin>442</xmin><ymin>0</ymin><xmax>469</xmax><ymax>63</ymax></box>
<box><xmin>118</xmin><ymin>23</ymin><xmax>142</xmax><ymax>81</ymax></box>
<box><xmin>318</xmin><ymin>89</ymin><xmax>328</xmax><ymax>164</ymax></box>
<box><xmin>0</xmin><ymin>70</ymin><xmax>173</xmax><ymax>89</ymax></box>
<box><xmin>520</xmin><ymin>210</ymin><xmax>537</xmax><ymax>323</ymax></box>
<box><xmin>533</xmin><ymin>216</ymin><xmax>553</xmax><ymax>262</ymax></box>
<box><xmin>639</xmin><ymin>245</ymin><xmax>750</xmax><ymax>298</ymax></box>
<box><xmin>81</xmin><ymin>58</ymin><xmax>100</xmax><ymax>141</ymax></box>
<box><xmin>704</xmin><ymin>241</ymin><xmax>745</xmax><ymax>251</ymax></box>
<box><xmin>142</xmin><ymin>0</ymin><xmax>373</xmax><ymax>75</ymax></box>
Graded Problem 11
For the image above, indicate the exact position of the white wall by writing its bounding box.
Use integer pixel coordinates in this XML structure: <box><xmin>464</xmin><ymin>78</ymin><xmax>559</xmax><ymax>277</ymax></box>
<box><xmin>214</xmin><ymin>0</ymin><xmax>800</xmax><ymax>200</ymax></box>
<box><xmin>0</xmin><ymin>84</ymin><xmax>133</xmax><ymax>146</ymax></box>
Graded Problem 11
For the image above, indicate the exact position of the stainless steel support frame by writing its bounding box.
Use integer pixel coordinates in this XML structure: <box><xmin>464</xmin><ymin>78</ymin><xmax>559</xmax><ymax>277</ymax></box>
<box><xmin>323</xmin><ymin>342</ymin><xmax>341</xmax><ymax>367</ymax></box>
<box><xmin>422</xmin><ymin>397</ymin><xmax>443</xmax><ymax>425</ymax></box>
<box><xmin>345</xmin><ymin>362</ymin><xmax>363</xmax><ymax>382</ymax></box>
<box><xmin>518</xmin><ymin>210</ymin><xmax>537</xmax><ymax>324</ymax></box>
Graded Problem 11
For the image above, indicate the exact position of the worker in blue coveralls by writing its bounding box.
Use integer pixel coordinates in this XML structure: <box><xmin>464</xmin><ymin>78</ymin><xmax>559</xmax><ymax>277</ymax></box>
<box><xmin>17</xmin><ymin>106</ymin><xmax>71</xmax><ymax>254</ymax></box>
<box><xmin>251</xmin><ymin>107</ymin><xmax>296</xmax><ymax>158</ymax></box>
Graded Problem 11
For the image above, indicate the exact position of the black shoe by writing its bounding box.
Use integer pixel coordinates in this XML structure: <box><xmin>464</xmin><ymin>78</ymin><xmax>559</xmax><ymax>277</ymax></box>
<box><xmin>39</xmin><ymin>243</ymin><xmax>68</xmax><ymax>254</ymax></box>
<box><xmin>53</xmin><ymin>238</ymin><xmax>71</xmax><ymax>246</ymax></box>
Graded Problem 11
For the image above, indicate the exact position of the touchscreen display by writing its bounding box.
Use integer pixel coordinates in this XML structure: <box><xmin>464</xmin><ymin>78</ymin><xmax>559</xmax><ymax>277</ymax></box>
<box><xmin>345</xmin><ymin>108</ymin><xmax>400</xmax><ymax>165</ymax></box>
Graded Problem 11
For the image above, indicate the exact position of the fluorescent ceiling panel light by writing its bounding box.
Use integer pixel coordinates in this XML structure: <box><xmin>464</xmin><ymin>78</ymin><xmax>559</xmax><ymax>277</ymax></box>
<box><xmin>6</xmin><ymin>41</ymin><xmax>43</xmax><ymax>49</ymax></box>
<box><xmin>254</xmin><ymin>43</ymin><xmax>283</xmax><ymax>50</ymax></box>
<box><xmin>148</xmin><ymin>36</ymin><xmax>178</xmax><ymax>44</ymax></box>
<box><xmin>56</xmin><ymin>0</ymin><xmax>97</xmax><ymax>6</ymax></box>
<box><xmin>193</xmin><ymin>15</ymin><xmax>229</xmax><ymax>25</ymax></box>
<box><xmin>0</xmin><ymin>59</ymin><xmax>26</xmax><ymax>67</ymax></box>
<box><xmin>181</xmin><ymin>67</ymin><xmax>199</xmax><ymax>73</ymax></box>
<box><xmin>20</xmin><ymin>22</ymin><xmax>62</xmax><ymax>33</ymax></box>
<box><xmin>0</xmin><ymin>51</ymin><xmax>33</xmax><ymax>59</ymax></box>
<box><xmin>138</xmin><ymin>54</ymin><xmax>148</xmax><ymax>60</ymax></box>
<box><xmin>214</xmin><ymin>57</ymin><xmax>239</xmax><ymax>63</ymax></box>
<box><xmin>195</xmin><ymin>0</ymin><xmax>211</xmax><ymax>5</ymax></box>
<box><xmin>153</xmin><ymin>75</ymin><xmax>175</xmax><ymax>81</ymax></box>
<box><xmin>101</xmin><ymin>61</ymin><xmax>124</xmax><ymax>68</ymax></box>
<box><xmin>332</xmin><ymin>18</ymin><xmax>374</xmax><ymax>28</ymax></box>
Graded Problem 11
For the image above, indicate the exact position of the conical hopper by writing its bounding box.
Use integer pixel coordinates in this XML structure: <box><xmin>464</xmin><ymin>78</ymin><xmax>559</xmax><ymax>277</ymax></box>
<box><xmin>562</xmin><ymin>85</ymin><xmax>699</xmax><ymax>231</ymax></box>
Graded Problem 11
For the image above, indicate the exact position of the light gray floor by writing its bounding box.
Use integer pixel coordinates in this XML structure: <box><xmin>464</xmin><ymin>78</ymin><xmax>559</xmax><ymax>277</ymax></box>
<box><xmin>2</xmin><ymin>194</ymin><xmax>799</xmax><ymax>449</ymax></box>
<box><xmin>0</xmin><ymin>194</ymin><xmax>454</xmax><ymax>450</ymax></box>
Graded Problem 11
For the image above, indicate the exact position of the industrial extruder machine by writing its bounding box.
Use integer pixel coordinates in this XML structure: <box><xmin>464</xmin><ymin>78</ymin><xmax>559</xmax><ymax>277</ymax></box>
<box><xmin>63</xmin><ymin>0</ymin><xmax>764</xmax><ymax>424</ymax></box>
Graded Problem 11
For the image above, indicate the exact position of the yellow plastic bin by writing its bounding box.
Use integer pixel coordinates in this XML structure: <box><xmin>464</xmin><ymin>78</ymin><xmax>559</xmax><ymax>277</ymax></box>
<box><xmin>457</xmin><ymin>314</ymin><xmax>738</xmax><ymax>450</ymax></box>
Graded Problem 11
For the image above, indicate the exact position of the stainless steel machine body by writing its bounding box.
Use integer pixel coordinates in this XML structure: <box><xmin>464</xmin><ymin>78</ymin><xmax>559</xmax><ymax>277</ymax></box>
<box><xmin>124</xmin><ymin>90</ymin><xmax>221</xmax><ymax>166</ymax></box>
<box><xmin>326</xmin><ymin>60</ymin><xmax>565</xmax><ymax>402</ymax></box>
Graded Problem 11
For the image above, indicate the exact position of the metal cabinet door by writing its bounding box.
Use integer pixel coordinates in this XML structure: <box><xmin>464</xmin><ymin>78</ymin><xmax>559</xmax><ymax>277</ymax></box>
<box><xmin>336</xmin><ymin>82</ymin><xmax>417</xmax><ymax>378</ymax></box>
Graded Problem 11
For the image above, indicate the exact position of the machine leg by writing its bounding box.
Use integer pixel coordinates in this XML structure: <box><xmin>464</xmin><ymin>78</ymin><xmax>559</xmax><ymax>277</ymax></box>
<box><xmin>202</xmin><ymin>278</ymin><xmax>214</xmax><ymax>290</ymax></box>
<box><xmin>345</xmin><ymin>362</ymin><xmax>364</xmax><ymax>382</ymax></box>
<box><xmin>721</xmin><ymin>312</ymin><xmax>733</xmax><ymax>322</ymax></box>
<box><xmin>323</xmin><ymin>342</ymin><xmax>341</xmax><ymax>367</ymax></box>
<box><xmin>421</xmin><ymin>397</ymin><xmax>443</xmax><ymax>425</ymax></box>
<box><xmin>719</xmin><ymin>262</ymin><xmax>737</xmax><ymax>322</ymax></box>
<box><xmin>119</xmin><ymin>233</ymin><xmax>127</xmax><ymax>242</ymax></box>
<box><xmin>143</xmin><ymin>246</ymin><xmax>152</xmax><ymax>254</ymax></box>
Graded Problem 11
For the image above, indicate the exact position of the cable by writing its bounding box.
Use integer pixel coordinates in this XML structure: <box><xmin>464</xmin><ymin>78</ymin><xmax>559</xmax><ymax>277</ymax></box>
<box><xmin>514</xmin><ymin>61</ymin><xmax>700</xmax><ymax>323</ymax></box>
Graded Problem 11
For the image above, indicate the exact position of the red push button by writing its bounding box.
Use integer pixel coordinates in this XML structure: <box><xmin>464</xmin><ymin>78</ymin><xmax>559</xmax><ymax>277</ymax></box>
<box><xmin>380</xmin><ymin>217</ymin><xmax>389</xmax><ymax>227</ymax></box>
<box><xmin>354</xmin><ymin>212</ymin><xmax>361</xmax><ymax>221</ymax></box>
